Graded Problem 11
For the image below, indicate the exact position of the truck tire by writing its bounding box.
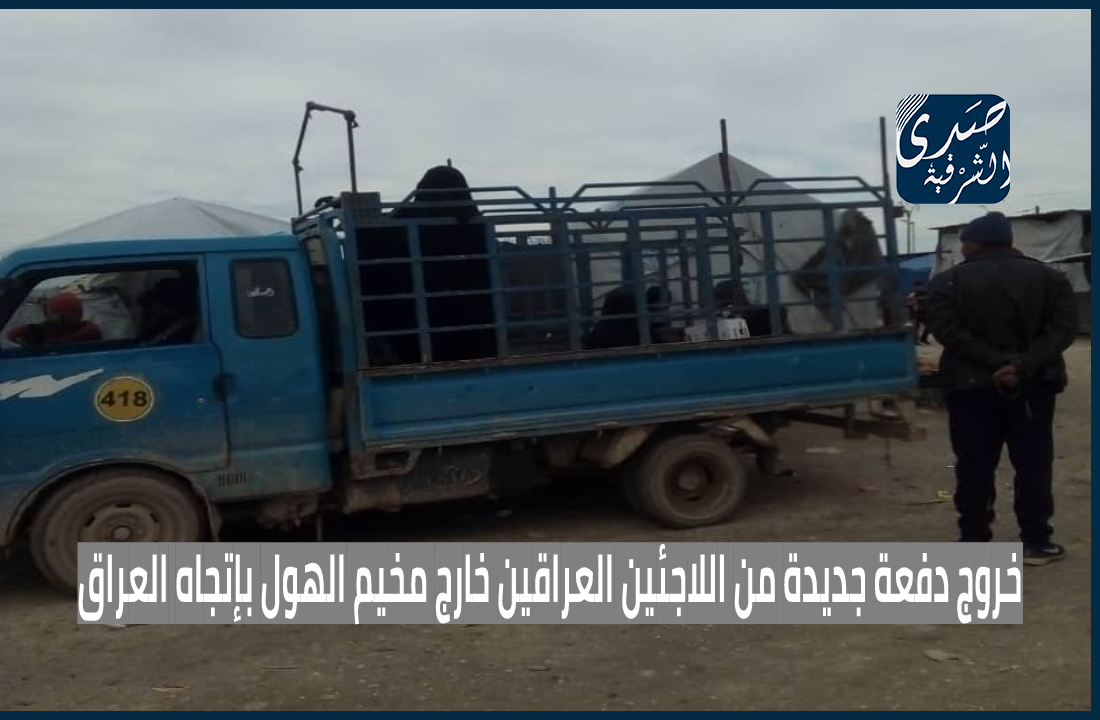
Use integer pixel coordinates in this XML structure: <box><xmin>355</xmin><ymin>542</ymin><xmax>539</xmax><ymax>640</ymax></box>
<box><xmin>620</xmin><ymin>472</ymin><xmax>649</xmax><ymax>518</ymax></box>
<box><xmin>30</xmin><ymin>467</ymin><xmax>204</xmax><ymax>593</ymax></box>
<box><xmin>627</xmin><ymin>434</ymin><xmax>747</xmax><ymax>529</ymax></box>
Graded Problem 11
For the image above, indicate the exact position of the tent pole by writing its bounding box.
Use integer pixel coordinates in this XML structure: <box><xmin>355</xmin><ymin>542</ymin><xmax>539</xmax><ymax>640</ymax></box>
<box><xmin>879</xmin><ymin>116</ymin><xmax>893</xmax><ymax>205</ymax></box>
<box><xmin>718</xmin><ymin>118</ymin><xmax>740</xmax><ymax>290</ymax></box>
<box><xmin>879</xmin><ymin>115</ymin><xmax>903</xmax><ymax>329</ymax></box>
<box><xmin>718</xmin><ymin>119</ymin><xmax>733</xmax><ymax>204</ymax></box>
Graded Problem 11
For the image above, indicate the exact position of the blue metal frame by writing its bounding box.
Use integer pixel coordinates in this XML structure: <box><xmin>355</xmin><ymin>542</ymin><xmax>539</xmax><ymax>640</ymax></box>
<box><xmin>360</xmin><ymin>334</ymin><xmax>916</xmax><ymax>447</ymax></box>
<box><xmin>291</xmin><ymin>176</ymin><xmax>915</xmax><ymax>457</ymax></box>
<box><xmin>312</xmin><ymin>178</ymin><xmax>902</xmax><ymax>368</ymax></box>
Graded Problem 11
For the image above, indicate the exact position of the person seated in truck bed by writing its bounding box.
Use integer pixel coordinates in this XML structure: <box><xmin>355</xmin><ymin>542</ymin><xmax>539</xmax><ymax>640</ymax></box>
<box><xmin>712</xmin><ymin>278</ymin><xmax>788</xmax><ymax>337</ymax></box>
<box><xmin>5</xmin><ymin>292</ymin><xmax>102</xmax><ymax>349</ymax></box>
<box><xmin>362</xmin><ymin>164</ymin><xmax>498</xmax><ymax>365</ymax></box>
<box><xmin>585</xmin><ymin>284</ymin><xmax>683</xmax><ymax>350</ymax></box>
<box><xmin>792</xmin><ymin>208</ymin><xmax>886</xmax><ymax>325</ymax></box>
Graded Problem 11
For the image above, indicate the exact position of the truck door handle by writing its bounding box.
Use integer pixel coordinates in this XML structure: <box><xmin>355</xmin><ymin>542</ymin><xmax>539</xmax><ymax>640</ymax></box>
<box><xmin>213</xmin><ymin>373</ymin><xmax>234</xmax><ymax>401</ymax></box>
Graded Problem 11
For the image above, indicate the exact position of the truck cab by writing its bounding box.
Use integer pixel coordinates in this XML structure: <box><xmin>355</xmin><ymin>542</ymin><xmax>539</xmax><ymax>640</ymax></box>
<box><xmin>0</xmin><ymin>235</ymin><xmax>331</xmax><ymax>588</ymax></box>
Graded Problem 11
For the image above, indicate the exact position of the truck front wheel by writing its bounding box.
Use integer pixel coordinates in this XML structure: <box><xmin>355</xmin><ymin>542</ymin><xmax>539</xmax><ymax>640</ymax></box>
<box><xmin>627</xmin><ymin>434</ymin><xmax>747</xmax><ymax>529</ymax></box>
<box><xmin>30</xmin><ymin>467</ymin><xmax>205</xmax><ymax>593</ymax></box>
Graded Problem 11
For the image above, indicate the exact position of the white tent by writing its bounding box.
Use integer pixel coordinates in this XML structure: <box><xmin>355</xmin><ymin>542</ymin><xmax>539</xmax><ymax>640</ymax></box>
<box><xmin>931</xmin><ymin>210</ymin><xmax>1091</xmax><ymax>335</ymax></box>
<box><xmin>34</xmin><ymin>197</ymin><xmax>289</xmax><ymax>246</ymax></box>
<box><xmin>582</xmin><ymin>153</ymin><xmax>891</xmax><ymax>335</ymax></box>
<box><xmin>41</xmin><ymin>197</ymin><xmax>288</xmax><ymax>296</ymax></box>
<box><xmin>931</xmin><ymin>210</ymin><xmax>1091</xmax><ymax>293</ymax></box>
<box><xmin>3</xmin><ymin>199</ymin><xmax>288</xmax><ymax>348</ymax></box>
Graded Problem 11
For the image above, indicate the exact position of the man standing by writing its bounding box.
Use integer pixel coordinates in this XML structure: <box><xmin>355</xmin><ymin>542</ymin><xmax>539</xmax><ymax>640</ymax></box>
<box><xmin>909</xmin><ymin>281</ymin><xmax>931</xmax><ymax>344</ymax></box>
<box><xmin>926</xmin><ymin>212</ymin><xmax>1078</xmax><ymax>564</ymax></box>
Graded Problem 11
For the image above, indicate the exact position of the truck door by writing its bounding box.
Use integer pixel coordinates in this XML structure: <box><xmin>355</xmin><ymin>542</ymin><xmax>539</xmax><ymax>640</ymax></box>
<box><xmin>205</xmin><ymin>251</ymin><xmax>331</xmax><ymax>496</ymax></box>
<box><xmin>0</xmin><ymin>259</ymin><xmax>229</xmax><ymax>494</ymax></box>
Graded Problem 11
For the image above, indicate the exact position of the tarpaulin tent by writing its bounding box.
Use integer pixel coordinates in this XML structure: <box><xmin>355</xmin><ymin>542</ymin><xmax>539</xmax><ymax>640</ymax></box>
<box><xmin>931</xmin><ymin>209</ymin><xmax>1091</xmax><ymax>334</ymax></box>
<box><xmin>897</xmin><ymin>252</ymin><xmax>935</xmax><ymax>296</ymax></box>
<box><xmin>32</xmin><ymin>197</ymin><xmax>289</xmax><ymax>246</ymax></box>
<box><xmin>582</xmin><ymin>153</ymin><xmax>892</xmax><ymax>335</ymax></box>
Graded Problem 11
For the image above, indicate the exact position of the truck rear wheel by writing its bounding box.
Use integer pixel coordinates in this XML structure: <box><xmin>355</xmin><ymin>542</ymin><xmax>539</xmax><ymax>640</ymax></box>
<box><xmin>30</xmin><ymin>467</ymin><xmax>204</xmax><ymax>593</ymax></box>
<box><xmin>620</xmin><ymin>472</ymin><xmax>648</xmax><ymax>517</ymax></box>
<box><xmin>627</xmin><ymin>434</ymin><xmax>747</xmax><ymax>529</ymax></box>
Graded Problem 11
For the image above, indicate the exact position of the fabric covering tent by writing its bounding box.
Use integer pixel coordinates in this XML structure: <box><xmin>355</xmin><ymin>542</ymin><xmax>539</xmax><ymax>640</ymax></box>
<box><xmin>2</xmin><ymin>199</ymin><xmax>288</xmax><ymax>348</ymax></box>
<box><xmin>582</xmin><ymin>153</ymin><xmax>891</xmax><ymax>335</ymax></box>
<box><xmin>931</xmin><ymin>209</ymin><xmax>1091</xmax><ymax>335</ymax></box>
<box><xmin>33</xmin><ymin>197</ymin><xmax>289</xmax><ymax>246</ymax></box>
<box><xmin>931</xmin><ymin>210</ymin><xmax>1091</xmax><ymax>292</ymax></box>
<box><xmin>897</xmin><ymin>252</ymin><xmax>935</xmax><ymax>296</ymax></box>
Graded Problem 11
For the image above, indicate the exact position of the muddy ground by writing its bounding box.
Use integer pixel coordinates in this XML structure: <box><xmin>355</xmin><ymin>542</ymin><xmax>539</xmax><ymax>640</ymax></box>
<box><xmin>0</xmin><ymin>340</ymin><xmax>1091</xmax><ymax>710</ymax></box>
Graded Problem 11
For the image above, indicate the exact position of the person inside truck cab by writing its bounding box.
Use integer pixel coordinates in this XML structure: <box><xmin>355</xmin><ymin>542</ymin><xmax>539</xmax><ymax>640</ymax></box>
<box><xmin>135</xmin><ymin>277</ymin><xmax>198</xmax><ymax>346</ymax></box>
<box><xmin>6</xmin><ymin>292</ymin><xmax>102</xmax><ymax>349</ymax></box>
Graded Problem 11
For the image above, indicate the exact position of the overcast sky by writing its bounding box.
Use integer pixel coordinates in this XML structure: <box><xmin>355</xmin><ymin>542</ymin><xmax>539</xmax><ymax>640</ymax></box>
<box><xmin>0</xmin><ymin>9</ymin><xmax>1090</xmax><ymax>252</ymax></box>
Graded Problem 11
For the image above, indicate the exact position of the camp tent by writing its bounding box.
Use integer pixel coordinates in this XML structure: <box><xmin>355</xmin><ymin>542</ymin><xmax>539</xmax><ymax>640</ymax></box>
<box><xmin>2</xmin><ymin>198</ymin><xmax>288</xmax><ymax>347</ymax></box>
<box><xmin>32</xmin><ymin>197</ymin><xmax>289</xmax><ymax>247</ymax></box>
<box><xmin>931</xmin><ymin>209</ymin><xmax>1090</xmax><ymax>288</ymax></box>
<box><xmin>582</xmin><ymin>153</ymin><xmax>894</xmax><ymax>335</ymax></box>
<box><xmin>931</xmin><ymin>209</ymin><xmax>1091</xmax><ymax>334</ymax></box>
<box><xmin>897</xmin><ymin>252</ymin><xmax>935</xmax><ymax>296</ymax></box>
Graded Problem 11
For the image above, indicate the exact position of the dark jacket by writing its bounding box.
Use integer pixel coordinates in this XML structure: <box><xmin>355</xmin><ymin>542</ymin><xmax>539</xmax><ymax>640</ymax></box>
<box><xmin>926</xmin><ymin>247</ymin><xmax>1078</xmax><ymax>394</ymax></box>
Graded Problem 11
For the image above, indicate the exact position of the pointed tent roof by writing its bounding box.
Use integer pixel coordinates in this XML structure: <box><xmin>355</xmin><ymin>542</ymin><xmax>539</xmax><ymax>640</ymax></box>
<box><xmin>634</xmin><ymin>152</ymin><xmax>822</xmax><ymax>212</ymax></box>
<box><xmin>587</xmin><ymin>152</ymin><xmax>885</xmax><ymax>333</ymax></box>
<box><xmin>612</xmin><ymin>152</ymin><xmax>829</xmax><ymax>266</ymax></box>
<box><xmin>606</xmin><ymin>152</ymin><xmax>836</xmax><ymax>264</ymax></box>
<box><xmin>22</xmin><ymin>198</ymin><xmax>290</xmax><ymax>300</ymax></box>
<box><xmin>34</xmin><ymin>197</ymin><xmax>288</xmax><ymax>246</ymax></box>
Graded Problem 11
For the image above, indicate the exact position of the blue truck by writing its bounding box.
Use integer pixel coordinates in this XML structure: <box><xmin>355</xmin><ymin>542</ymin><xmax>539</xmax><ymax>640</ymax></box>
<box><xmin>0</xmin><ymin>106</ymin><xmax>918</xmax><ymax>591</ymax></box>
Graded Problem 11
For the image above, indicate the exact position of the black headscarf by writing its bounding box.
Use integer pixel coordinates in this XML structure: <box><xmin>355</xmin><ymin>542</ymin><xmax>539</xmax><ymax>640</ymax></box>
<box><xmin>390</xmin><ymin>165</ymin><xmax>480</xmax><ymax>223</ymax></box>
<box><xmin>793</xmin><ymin>209</ymin><xmax>886</xmax><ymax>298</ymax></box>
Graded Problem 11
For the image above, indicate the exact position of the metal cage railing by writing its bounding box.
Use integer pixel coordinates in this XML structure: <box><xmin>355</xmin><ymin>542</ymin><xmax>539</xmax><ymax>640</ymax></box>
<box><xmin>291</xmin><ymin>177</ymin><xmax>904</xmax><ymax>372</ymax></box>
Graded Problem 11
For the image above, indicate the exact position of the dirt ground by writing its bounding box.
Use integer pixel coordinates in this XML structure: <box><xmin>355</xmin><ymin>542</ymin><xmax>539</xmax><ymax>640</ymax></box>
<box><xmin>0</xmin><ymin>340</ymin><xmax>1091</xmax><ymax>711</ymax></box>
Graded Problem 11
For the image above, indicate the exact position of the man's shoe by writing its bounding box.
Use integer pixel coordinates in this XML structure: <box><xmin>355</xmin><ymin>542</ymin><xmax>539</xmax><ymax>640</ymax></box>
<box><xmin>1023</xmin><ymin>543</ymin><xmax>1066</xmax><ymax>566</ymax></box>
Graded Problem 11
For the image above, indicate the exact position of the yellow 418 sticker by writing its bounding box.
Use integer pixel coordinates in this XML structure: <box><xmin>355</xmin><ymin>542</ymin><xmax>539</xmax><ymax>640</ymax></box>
<box><xmin>95</xmin><ymin>376</ymin><xmax>155</xmax><ymax>422</ymax></box>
